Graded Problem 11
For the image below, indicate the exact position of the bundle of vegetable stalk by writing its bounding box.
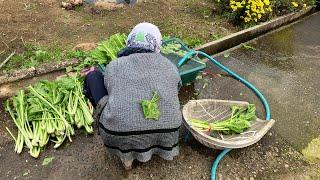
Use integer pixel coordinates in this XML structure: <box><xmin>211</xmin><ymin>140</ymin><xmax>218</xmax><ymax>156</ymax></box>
<box><xmin>190</xmin><ymin>104</ymin><xmax>257</xmax><ymax>135</ymax></box>
<box><xmin>73</xmin><ymin>33</ymin><xmax>127</xmax><ymax>71</ymax></box>
<box><xmin>5</xmin><ymin>76</ymin><xmax>94</xmax><ymax>158</ymax></box>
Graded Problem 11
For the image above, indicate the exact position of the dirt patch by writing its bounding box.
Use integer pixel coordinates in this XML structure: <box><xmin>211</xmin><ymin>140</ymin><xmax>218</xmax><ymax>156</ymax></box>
<box><xmin>0</xmin><ymin>0</ymin><xmax>237</xmax><ymax>54</ymax></box>
<box><xmin>93</xmin><ymin>1</ymin><xmax>125</xmax><ymax>10</ymax></box>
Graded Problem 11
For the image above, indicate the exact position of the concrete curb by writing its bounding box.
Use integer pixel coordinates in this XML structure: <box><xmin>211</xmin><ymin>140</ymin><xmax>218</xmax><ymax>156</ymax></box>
<box><xmin>0</xmin><ymin>8</ymin><xmax>315</xmax><ymax>85</ymax></box>
<box><xmin>0</xmin><ymin>59</ymin><xmax>80</xmax><ymax>85</ymax></box>
<box><xmin>196</xmin><ymin>7</ymin><xmax>315</xmax><ymax>54</ymax></box>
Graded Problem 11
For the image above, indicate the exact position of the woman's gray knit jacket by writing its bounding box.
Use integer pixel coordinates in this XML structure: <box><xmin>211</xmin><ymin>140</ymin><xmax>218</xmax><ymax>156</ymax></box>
<box><xmin>98</xmin><ymin>52</ymin><xmax>182</xmax><ymax>163</ymax></box>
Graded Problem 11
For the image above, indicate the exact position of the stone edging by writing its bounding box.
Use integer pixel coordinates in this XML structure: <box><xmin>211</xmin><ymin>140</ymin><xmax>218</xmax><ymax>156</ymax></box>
<box><xmin>196</xmin><ymin>7</ymin><xmax>315</xmax><ymax>54</ymax></box>
<box><xmin>0</xmin><ymin>7</ymin><xmax>315</xmax><ymax>85</ymax></box>
<box><xmin>0</xmin><ymin>59</ymin><xmax>80</xmax><ymax>85</ymax></box>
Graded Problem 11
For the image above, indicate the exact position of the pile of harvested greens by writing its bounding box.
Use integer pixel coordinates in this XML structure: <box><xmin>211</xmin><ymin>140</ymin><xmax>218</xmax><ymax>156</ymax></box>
<box><xmin>190</xmin><ymin>104</ymin><xmax>257</xmax><ymax>135</ymax></box>
<box><xmin>5</xmin><ymin>34</ymin><xmax>128</xmax><ymax>158</ymax></box>
<box><xmin>5</xmin><ymin>76</ymin><xmax>94</xmax><ymax>158</ymax></box>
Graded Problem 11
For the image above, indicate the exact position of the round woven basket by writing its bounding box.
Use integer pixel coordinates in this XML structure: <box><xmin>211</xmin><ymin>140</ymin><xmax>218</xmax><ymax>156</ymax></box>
<box><xmin>182</xmin><ymin>99</ymin><xmax>275</xmax><ymax>149</ymax></box>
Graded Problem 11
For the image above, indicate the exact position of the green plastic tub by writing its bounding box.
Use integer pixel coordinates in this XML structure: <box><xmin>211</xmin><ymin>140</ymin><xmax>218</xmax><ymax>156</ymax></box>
<box><xmin>161</xmin><ymin>38</ymin><xmax>206</xmax><ymax>84</ymax></box>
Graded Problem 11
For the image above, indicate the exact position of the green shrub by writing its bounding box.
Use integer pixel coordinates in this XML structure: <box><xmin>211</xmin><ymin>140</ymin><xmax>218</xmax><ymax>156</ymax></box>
<box><xmin>273</xmin><ymin>0</ymin><xmax>315</xmax><ymax>15</ymax></box>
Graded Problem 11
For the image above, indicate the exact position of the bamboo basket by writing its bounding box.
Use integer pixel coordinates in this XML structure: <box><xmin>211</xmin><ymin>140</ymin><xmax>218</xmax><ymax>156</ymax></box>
<box><xmin>182</xmin><ymin>99</ymin><xmax>275</xmax><ymax>149</ymax></box>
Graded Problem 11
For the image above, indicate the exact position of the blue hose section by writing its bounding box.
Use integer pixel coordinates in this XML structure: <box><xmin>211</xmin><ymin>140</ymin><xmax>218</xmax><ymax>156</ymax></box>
<box><xmin>179</xmin><ymin>51</ymin><xmax>271</xmax><ymax>180</ymax></box>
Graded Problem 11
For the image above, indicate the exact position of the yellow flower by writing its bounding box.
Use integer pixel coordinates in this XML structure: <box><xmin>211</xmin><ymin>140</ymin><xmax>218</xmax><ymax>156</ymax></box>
<box><xmin>229</xmin><ymin>0</ymin><xmax>273</xmax><ymax>23</ymax></box>
<box><xmin>263</xmin><ymin>0</ymin><xmax>270</xmax><ymax>6</ymax></box>
<box><xmin>231</xmin><ymin>5</ymin><xmax>238</xmax><ymax>11</ymax></box>
<box><xmin>244</xmin><ymin>17</ymin><xmax>252</xmax><ymax>22</ymax></box>
<box><xmin>251</xmin><ymin>7</ymin><xmax>257</xmax><ymax>12</ymax></box>
<box><xmin>236</xmin><ymin>2</ymin><xmax>243</xmax><ymax>8</ymax></box>
<box><xmin>291</xmin><ymin>2</ymin><xmax>299</xmax><ymax>7</ymax></box>
<box><xmin>258</xmin><ymin>14</ymin><xmax>262</xmax><ymax>19</ymax></box>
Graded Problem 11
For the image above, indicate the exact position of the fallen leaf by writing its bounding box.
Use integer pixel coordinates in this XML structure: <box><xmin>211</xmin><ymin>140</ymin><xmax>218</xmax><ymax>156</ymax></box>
<box><xmin>23</xmin><ymin>170</ymin><xmax>30</xmax><ymax>176</ymax></box>
<box><xmin>196</xmin><ymin>74</ymin><xmax>203</xmax><ymax>80</ymax></box>
<box><xmin>66</xmin><ymin>66</ymin><xmax>73</xmax><ymax>73</ymax></box>
<box><xmin>42</xmin><ymin>157</ymin><xmax>54</xmax><ymax>166</ymax></box>
<box><xmin>223</xmin><ymin>52</ymin><xmax>230</xmax><ymax>58</ymax></box>
<box><xmin>242</xmin><ymin>44</ymin><xmax>256</xmax><ymax>51</ymax></box>
<box><xmin>203</xmin><ymin>82</ymin><xmax>209</xmax><ymax>89</ymax></box>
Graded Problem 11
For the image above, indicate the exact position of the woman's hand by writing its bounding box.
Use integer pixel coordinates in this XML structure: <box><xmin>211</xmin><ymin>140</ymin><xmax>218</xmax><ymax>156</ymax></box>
<box><xmin>80</xmin><ymin>66</ymin><xmax>97</xmax><ymax>77</ymax></box>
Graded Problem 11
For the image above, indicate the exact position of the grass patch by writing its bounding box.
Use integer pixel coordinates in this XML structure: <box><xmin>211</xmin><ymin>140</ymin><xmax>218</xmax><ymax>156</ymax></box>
<box><xmin>158</xmin><ymin>22</ymin><xmax>207</xmax><ymax>48</ymax></box>
<box><xmin>1</xmin><ymin>44</ymin><xmax>87</xmax><ymax>73</ymax></box>
<box><xmin>211</xmin><ymin>33</ymin><xmax>223</xmax><ymax>40</ymax></box>
<box><xmin>83</xmin><ymin>14</ymin><xmax>93</xmax><ymax>22</ymax></box>
<box><xmin>195</xmin><ymin>6</ymin><xmax>212</xmax><ymax>18</ymax></box>
<box><xmin>182</xmin><ymin>37</ymin><xmax>205</xmax><ymax>48</ymax></box>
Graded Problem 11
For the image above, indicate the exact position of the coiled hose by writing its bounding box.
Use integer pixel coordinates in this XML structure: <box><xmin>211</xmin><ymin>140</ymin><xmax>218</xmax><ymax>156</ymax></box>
<box><xmin>178</xmin><ymin>51</ymin><xmax>271</xmax><ymax>180</ymax></box>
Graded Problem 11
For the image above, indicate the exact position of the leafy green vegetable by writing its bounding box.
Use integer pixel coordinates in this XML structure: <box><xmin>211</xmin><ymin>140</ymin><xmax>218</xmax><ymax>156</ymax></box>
<box><xmin>91</xmin><ymin>33</ymin><xmax>127</xmax><ymax>61</ymax></box>
<box><xmin>203</xmin><ymin>82</ymin><xmax>209</xmax><ymax>89</ymax></box>
<box><xmin>160</xmin><ymin>43</ymin><xmax>187</xmax><ymax>57</ymax></box>
<box><xmin>5</xmin><ymin>76</ymin><xmax>94</xmax><ymax>158</ymax></box>
<box><xmin>42</xmin><ymin>156</ymin><xmax>54</xmax><ymax>166</ymax></box>
<box><xmin>223</xmin><ymin>52</ymin><xmax>231</xmax><ymax>58</ymax></box>
<box><xmin>242</xmin><ymin>44</ymin><xmax>256</xmax><ymax>51</ymax></box>
<box><xmin>73</xmin><ymin>33</ymin><xmax>127</xmax><ymax>71</ymax></box>
<box><xmin>190</xmin><ymin>104</ymin><xmax>257</xmax><ymax>135</ymax></box>
<box><xmin>160</xmin><ymin>42</ymin><xmax>200</xmax><ymax>64</ymax></box>
<box><xmin>196</xmin><ymin>74</ymin><xmax>203</xmax><ymax>80</ymax></box>
<box><xmin>22</xmin><ymin>170</ymin><xmax>30</xmax><ymax>176</ymax></box>
<box><xmin>140</xmin><ymin>91</ymin><xmax>161</xmax><ymax>121</ymax></box>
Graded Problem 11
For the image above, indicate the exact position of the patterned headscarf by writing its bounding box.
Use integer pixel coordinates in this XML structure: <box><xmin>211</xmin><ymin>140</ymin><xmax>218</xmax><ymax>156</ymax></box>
<box><xmin>126</xmin><ymin>22</ymin><xmax>162</xmax><ymax>53</ymax></box>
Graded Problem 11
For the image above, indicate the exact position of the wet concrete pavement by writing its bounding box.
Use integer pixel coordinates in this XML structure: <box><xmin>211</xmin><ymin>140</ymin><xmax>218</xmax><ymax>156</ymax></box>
<box><xmin>199</xmin><ymin>12</ymin><xmax>320</xmax><ymax>151</ymax></box>
<box><xmin>0</xmin><ymin>12</ymin><xmax>320</xmax><ymax>180</ymax></box>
